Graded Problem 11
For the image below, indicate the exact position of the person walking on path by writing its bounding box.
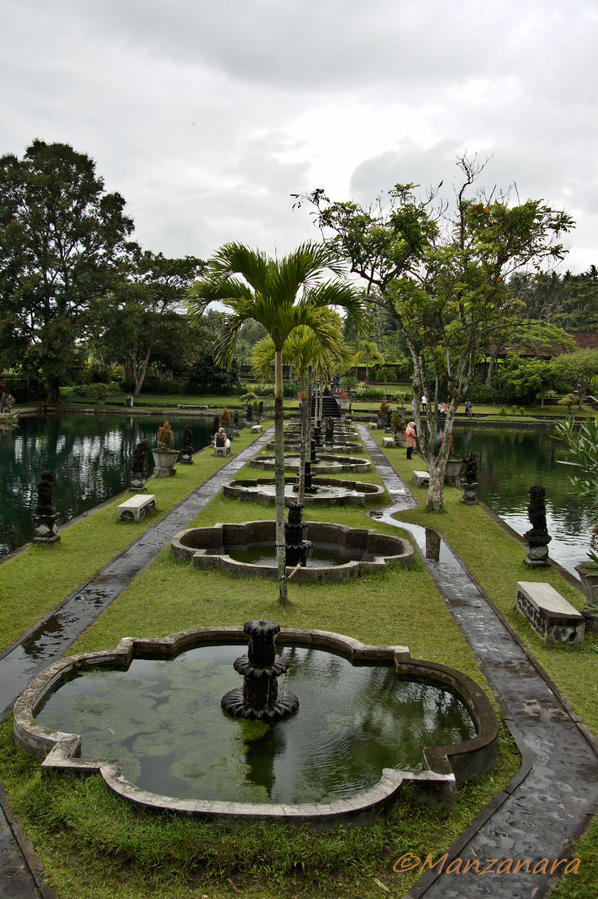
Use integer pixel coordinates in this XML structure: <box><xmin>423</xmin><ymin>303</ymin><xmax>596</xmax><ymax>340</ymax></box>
<box><xmin>405</xmin><ymin>420</ymin><xmax>417</xmax><ymax>459</ymax></box>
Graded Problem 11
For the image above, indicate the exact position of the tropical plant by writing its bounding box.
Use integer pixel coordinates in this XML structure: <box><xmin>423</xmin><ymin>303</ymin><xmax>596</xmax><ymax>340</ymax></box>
<box><xmin>554</xmin><ymin>417</ymin><xmax>598</xmax><ymax>572</ymax></box>
<box><xmin>187</xmin><ymin>241</ymin><xmax>363</xmax><ymax>603</ymax></box>
<box><xmin>251</xmin><ymin>312</ymin><xmax>353</xmax><ymax>501</ymax></box>
<box><xmin>353</xmin><ymin>340</ymin><xmax>385</xmax><ymax>383</ymax></box>
<box><xmin>156</xmin><ymin>420</ymin><xmax>174</xmax><ymax>450</ymax></box>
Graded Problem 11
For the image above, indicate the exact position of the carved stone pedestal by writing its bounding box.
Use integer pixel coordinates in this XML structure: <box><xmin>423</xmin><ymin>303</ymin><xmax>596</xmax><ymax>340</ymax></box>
<box><xmin>32</xmin><ymin>513</ymin><xmax>60</xmax><ymax>544</ymax></box>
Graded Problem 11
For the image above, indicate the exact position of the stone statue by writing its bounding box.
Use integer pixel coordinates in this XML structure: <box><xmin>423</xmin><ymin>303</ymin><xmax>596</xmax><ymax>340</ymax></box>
<box><xmin>180</xmin><ymin>427</ymin><xmax>194</xmax><ymax>464</ymax></box>
<box><xmin>131</xmin><ymin>440</ymin><xmax>147</xmax><ymax>475</ymax></box>
<box><xmin>33</xmin><ymin>470</ymin><xmax>60</xmax><ymax>543</ymax></box>
<box><xmin>36</xmin><ymin>470</ymin><xmax>56</xmax><ymax>515</ymax></box>
<box><xmin>524</xmin><ymin>485</ymin><xmax>551</xmax><ymax>566</ymax></box>
<box><xmin>462</xmin><ymin>453</ymin><xmax>477</xmax><ymax>485</ymax></box>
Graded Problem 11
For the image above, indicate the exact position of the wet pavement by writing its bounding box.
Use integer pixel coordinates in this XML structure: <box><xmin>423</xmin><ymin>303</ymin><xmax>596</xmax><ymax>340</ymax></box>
<box><xmin>1</xmin><ymin>424</ymin><xmax>597</xmax><ymax>898</ymax></box>
<box><xmin>359</xmin><ymin>426</ymin><xmax>598</xmax><ymax>898</ymax></box>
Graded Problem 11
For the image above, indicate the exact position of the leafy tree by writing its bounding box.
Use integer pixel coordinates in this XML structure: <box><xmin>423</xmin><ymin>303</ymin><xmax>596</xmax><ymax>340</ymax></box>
<box><xmin>498</xmin><ymin>355</ymin><xmax>554</xmax><ymax>405</ymax></box>
<box><xmin>297</xmin><ymin>157</ymin><xmax>574</xmax><ymax>511</ymax></box>
<box><xmin>98</xmin><ymin>249</ymin><xmax>204</xmax><ymax>396</ymax></box>
<box><xmin>187</xmin><ymin>241</ymin><xmax>363</xmax><ymax>603</ymax></box>
<box><xmin>555</xmin><ymin>417</ymin><xmax>598</xmax><ymax>563</ymax></box>
<box><xmin>352</xmin><ymin>339</ymin><xmax>385</xmax><ymax>383</ymax></box>
<box><xmin>0</xmin><ymin>140</ymin><xmax>134</xmax><ymax>401</ymax></box>
<box><xmin>550</xmin><ymin>349</ymin><xmax>598</xmax><ymax>408</ymax></box>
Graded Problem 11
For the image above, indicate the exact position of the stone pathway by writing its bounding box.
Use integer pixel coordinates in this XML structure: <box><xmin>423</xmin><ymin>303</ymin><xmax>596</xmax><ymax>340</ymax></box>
<box><xmin>358</xmin><ymin>426</ymin><xmax>598</xmax><ymax>898</ymax></box>
<box><xmin>0</xmin><ymin>428</ymin><xmax>273</xmax><ymax>898</ymax></box>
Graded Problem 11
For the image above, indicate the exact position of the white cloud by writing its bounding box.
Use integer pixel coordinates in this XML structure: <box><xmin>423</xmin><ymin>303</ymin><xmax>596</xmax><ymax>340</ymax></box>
<box><xmin>1</xmin><ymin>0</ymin><xmax>596</xmax><ymax>270</ymax></box>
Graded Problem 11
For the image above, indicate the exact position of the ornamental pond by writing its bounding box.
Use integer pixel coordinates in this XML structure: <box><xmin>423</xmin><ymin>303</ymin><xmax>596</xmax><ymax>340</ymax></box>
<box><xmin>0</xmin><ymin>415</ymin><xmax>593</xmax><ymax>579</ymax></box>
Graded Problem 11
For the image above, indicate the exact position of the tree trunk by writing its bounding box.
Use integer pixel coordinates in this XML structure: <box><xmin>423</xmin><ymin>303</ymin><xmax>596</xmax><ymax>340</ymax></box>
<box><xmin>274</xmin><ymin>349</ymin><xmax>288</xmax><ymax>604</ymax></box>
<box><xmin>133</xmin><ymin>347</ymin><xmax>151</xmax><ymax>398</ymax></box>
<box><xmin>425</xmin><ymin>456</ymin><xmax>446</xmax><ymax>512</ymax></box>
<box><xmin>46</xmin><ymin>378</ymin><xmax>61</xmax><ymax>405</ymax></box>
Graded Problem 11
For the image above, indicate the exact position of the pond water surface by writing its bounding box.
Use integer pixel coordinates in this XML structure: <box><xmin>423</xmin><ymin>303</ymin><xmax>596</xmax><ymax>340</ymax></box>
<box><xmin>0</xmin><ymin>414</ymin><xmax>213</xmax><ymax>556</ymax></box>
<box><xmin>36</xmin><ymin>644</ymin><xmax>476</xmax><ymax>804</ymax></box>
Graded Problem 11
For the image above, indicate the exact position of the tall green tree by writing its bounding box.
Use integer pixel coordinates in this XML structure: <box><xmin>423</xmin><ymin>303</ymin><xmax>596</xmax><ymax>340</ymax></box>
<box><xmin>298</xmin><ymin>157</ymin><xmax>574</xmax><ymax>511</ymax></box>
<box><xmin>0</xmin><ymin>140</ymin><xmax>134</xmax><ymax>401</ymax></box>
<box><xmin>98</xmin><ymin>248</ymin><xmax>204</xmax><ymax>396</ymax></box>
<box><xmin>187</xmin><ymin>242</ymin><xmax>363</xmax><ymax>603</ymax></box>
<box><xmin>550</xmin><ymin>349</ymin><xmax>598</xmax><ymax>408</ymax></box>
<box><xmin>352</xmin><ymin>339</ymin><xmax>385</xmax><ymax>383</ymax></box>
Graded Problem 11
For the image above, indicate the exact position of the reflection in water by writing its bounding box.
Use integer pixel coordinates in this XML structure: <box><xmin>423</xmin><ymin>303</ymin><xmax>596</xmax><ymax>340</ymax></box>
<box><xmin>425</xmin><ymin>528</ymin><xmax>441</xmax><ymax>562</ymax></box>
<box><xmin>36</xmin><ymin>645</ymin><xmax>476</xmax><ymax>805</ymax></box>
<box><xmin>453</xmin><ymin>427</ymin><xmax>594</xmax><ymax>577</ymax></box>
<box><xmin>0</xmin><ymin>414</ymin><xmax>213</xmax><ymax>556</ymax></box>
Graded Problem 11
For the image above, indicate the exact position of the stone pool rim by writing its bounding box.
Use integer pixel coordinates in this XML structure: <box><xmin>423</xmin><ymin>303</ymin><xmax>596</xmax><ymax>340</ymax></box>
<box><xmin>13</xmin><ymin>627</ymin><xmax>499</xmax><ymax>823</ymax></box>
<box><xmin>223</xmin><ymin>476</ymin><xmax>385</xmax><ymax>507</ymax></box>
<box><xmin>170</xmin><ymin>520</ymin><xmax>414</xmax><ymax>581</ymax></box>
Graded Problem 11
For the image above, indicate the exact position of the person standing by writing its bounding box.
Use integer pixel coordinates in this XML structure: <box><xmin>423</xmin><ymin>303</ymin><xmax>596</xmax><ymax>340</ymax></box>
<box><xmin>405</xmin><ymin>420</ymin><xmax>417</xmax><ymax>460</ymax></box>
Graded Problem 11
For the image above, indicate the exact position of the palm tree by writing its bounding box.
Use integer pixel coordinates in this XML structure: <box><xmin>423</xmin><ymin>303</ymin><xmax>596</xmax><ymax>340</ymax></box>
<box><xmin>353</xmin><ymin>339</ymin><xmax>385</xmax><ymax>384</ymax></box>
<box><xmin>251</xmin><ymin>313</ymin><xmax>353</xmax><ymax>501</ymax></box>
<box><xmin>187</xmin><ymin>242</ymin><xmax>363</xmax><ymax>604</ymax></box>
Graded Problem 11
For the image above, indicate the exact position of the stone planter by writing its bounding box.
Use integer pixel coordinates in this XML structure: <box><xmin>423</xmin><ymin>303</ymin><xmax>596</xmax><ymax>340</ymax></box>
<box><xmin>151</xmin><ymin>448</ymin><xmax>179</xmax><ymax>477</ymax></box>
<box><xmin>575</xmin><ymin>563</ymin><xmax>598</xmax><ymax>606</ymax></box>
<box><xmin>444</xmin><ymin>458</ymin><xmax>463</xmax><ymax>487</ymax></box>
<box><xmin>576</xmin><ymin>564</ymin><xmax>598</xmax><ymax>630</ymax></box>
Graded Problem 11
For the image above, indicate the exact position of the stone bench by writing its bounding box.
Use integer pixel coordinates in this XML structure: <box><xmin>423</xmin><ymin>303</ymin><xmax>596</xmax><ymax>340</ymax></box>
<box><xmin>117</xmin><ymin>494</ymin><xmax>156</xmax><ymax>522</ymax></box>
<box><xmin>412</xmin><ymin>470</ymin><xmax>429</xmax><ymax>487</ymax></box>
<box><xmin>516</xmin><ymin>581</ymin><xmax>585</xmax><ymax>644</ymax></box>
<box><xmin>213</xmin><ymin>444</ymin><xmax>230</xmax><ymax>457</ymax></box>
<box><xmin>250</xmin><ymin>424</ymin><xmax>263</xmax><ymax>433</ymax></box>
<box><xmin>382</xmin><ymin>436</ymin><xmax>395</xmax><ymax>447</ymax></box>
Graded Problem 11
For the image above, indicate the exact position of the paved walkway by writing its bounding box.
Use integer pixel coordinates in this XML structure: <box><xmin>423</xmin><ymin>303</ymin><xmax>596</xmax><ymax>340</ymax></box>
<box><xmin>358</xmin><ymin>426</ymin><xmax>598</xmax><ymax>898</ymax></box>
<box><xmin>1</xmin><ymin>425</ymin><xmax>597</xmax><ymax>897</ymax></box>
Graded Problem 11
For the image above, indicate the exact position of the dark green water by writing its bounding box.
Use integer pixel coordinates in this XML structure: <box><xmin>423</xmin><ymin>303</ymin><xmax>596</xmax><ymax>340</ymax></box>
<box><xmin>0</xmin><ymin>414</ymin><xmax>213</xmax><ymax>556</ymax></box>
<box><xmin>453</xmin><ymin>426</ymin><xmax>594</xmax><ymax>577</ymax></box>
<box><xmin>36</xmin><ymin>645</ymin><xmax>476</xmax><ymax>804</ymax></box>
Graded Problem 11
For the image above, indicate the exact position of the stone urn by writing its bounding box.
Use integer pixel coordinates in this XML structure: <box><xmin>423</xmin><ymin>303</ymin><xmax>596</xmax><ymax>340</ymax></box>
<box><xmin>151</xmin><ymin>448</ymin><xmax>179</xmax><ymax>477</ymax></box>
<box><xmin>444</xmin><ymin>458</ymin><xmax>463</xmax><ymax>487</ymax></box>
<box><xmin>575</xmin><ymin>563</ymin><xmax>598</xmax><ymax>632</ymax></box>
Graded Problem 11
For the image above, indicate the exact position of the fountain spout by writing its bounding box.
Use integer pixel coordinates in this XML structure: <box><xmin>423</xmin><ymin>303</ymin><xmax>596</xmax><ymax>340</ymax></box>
<box><xmin>221</xmin><ymin>620</ymin><xmax>299</xmax><ymax>721</ymax></box>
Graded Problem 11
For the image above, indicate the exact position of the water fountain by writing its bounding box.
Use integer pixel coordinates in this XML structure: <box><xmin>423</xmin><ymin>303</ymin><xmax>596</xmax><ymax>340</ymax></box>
<box><xmin>14</xmin><ymin>624</ymin><xmax>499</xmax><ymax>820</ymax></box>
<box><xmin>171</xmin><ymin>517</ymin><xmax>413</xmax><ymax>582</ymax></box>
<box><xmin>224</xmin><ymin>476</ymin><xmax>385</xmax><ymax>507</ymax></box>
<box><xmin>221</xmin><ymin>619</ymin><xmax>299</xmax><ymax>721</ymax></box>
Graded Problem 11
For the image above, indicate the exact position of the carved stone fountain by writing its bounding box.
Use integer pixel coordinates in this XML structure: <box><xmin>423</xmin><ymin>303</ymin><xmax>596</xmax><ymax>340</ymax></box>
<box><xmin>221</xmin><ymin>619</ymin><xmax>299</xmax><ymax>721</ymax></box>
<box><xmin>285</xmin><ymin>501</ymin><xmax>312</xmax><ymax>567</ymax></box>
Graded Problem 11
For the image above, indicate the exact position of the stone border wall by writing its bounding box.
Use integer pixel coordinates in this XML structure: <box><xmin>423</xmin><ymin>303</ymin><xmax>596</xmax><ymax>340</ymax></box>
<box><xmin>13</xmin><ymin>627</ymin><xmax>498</xmax><ymax>824</ymax></box>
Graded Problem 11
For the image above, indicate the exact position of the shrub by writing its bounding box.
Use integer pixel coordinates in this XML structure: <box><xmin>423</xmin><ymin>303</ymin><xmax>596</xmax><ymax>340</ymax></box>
<box><xmin>156</xmin><ymin>421</ymin><xmax>174</xmax><ymax>449</ymax></box>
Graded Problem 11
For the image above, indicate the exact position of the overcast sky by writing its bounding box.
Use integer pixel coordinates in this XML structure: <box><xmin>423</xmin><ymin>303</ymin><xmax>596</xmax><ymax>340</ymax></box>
<box><xmin>2</xmin><ymin>1</ymin><xmax>596</xmax><ymax>272</ymax></box>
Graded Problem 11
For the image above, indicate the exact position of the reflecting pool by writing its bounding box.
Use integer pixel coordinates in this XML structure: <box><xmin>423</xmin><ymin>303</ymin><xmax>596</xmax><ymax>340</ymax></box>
<box><xmin>453</xmin><ymin>426</ymin><xmax>594</xmax><ymax>578</ymax></box>
<box><xmin>0</xmin><ymin>414</ymin><xmax>213</xmax><ymax>556</ymax></box>
<box><xmin>35</xmin><ymin>644</ymin><xmax>476</xmax><ymax>804</ymax></box>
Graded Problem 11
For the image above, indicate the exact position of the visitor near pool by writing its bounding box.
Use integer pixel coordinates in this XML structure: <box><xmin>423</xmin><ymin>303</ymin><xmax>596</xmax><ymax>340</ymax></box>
<box><xmin>405</xmin><ymin>420</ymin><xmax>417</xmax><ymax>459</ymax></box>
